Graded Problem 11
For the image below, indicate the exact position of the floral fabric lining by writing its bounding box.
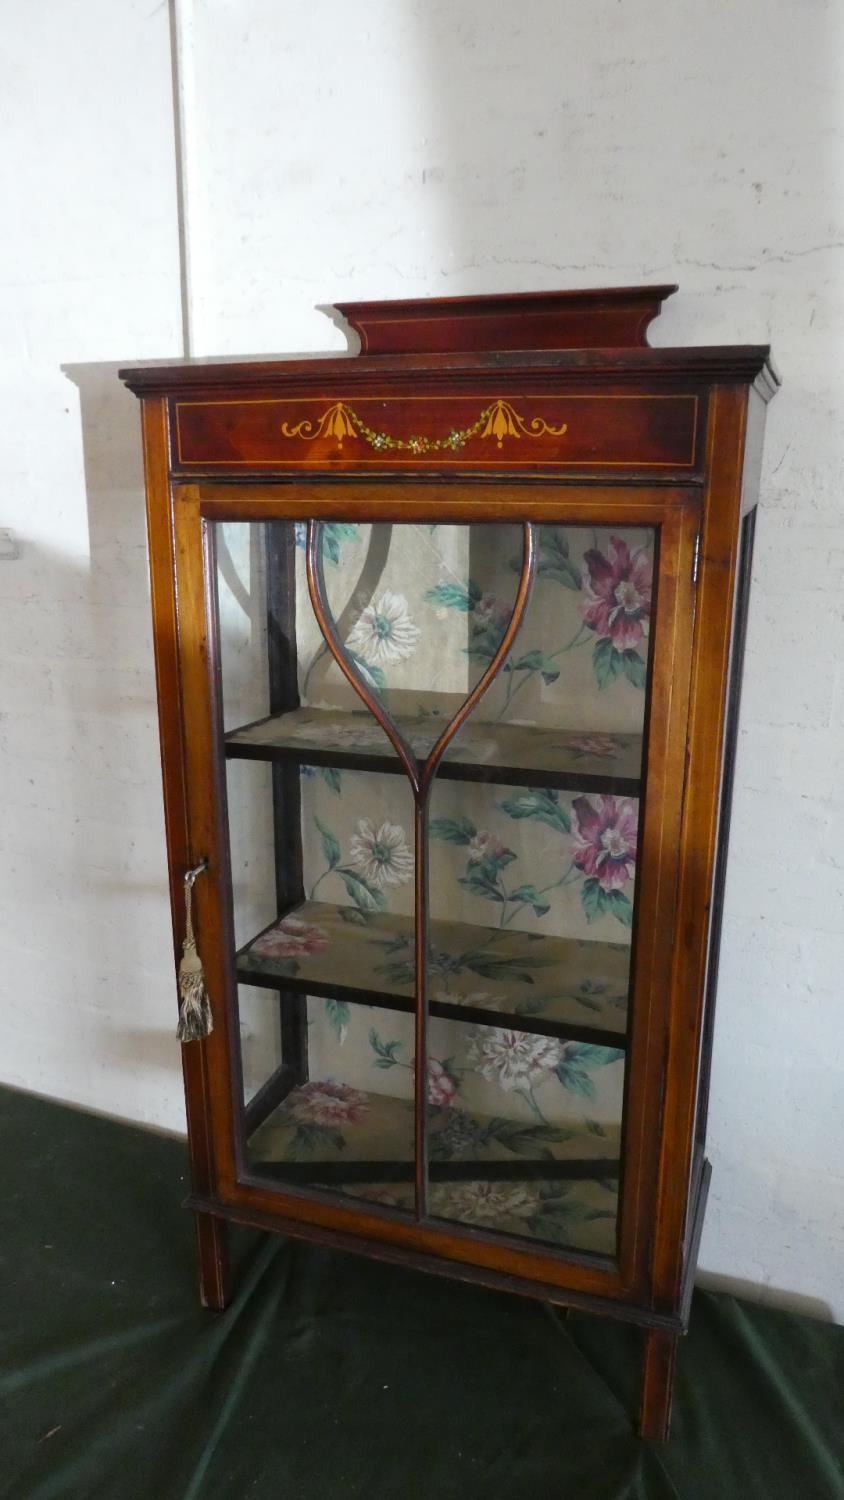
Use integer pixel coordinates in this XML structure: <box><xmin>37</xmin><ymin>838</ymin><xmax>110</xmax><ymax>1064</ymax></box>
<box><xmin>228</xmin><ymin>707</ymin><xmax>642</xmax><ymax>786</ymax></box>
<box><xmin>239</xmin><ymin>900</ymin><xmax>631</xmax><ymax>1037</ymax></box>
<box><xmin>224</xmin><ymin>522</ymin><xmax>653</xmax><ymax>1257</ymax></box>
<box><xmin>247</xmin><ymin>1082</ymin><xmax>619</xmax><ymax>1255</ymax></box>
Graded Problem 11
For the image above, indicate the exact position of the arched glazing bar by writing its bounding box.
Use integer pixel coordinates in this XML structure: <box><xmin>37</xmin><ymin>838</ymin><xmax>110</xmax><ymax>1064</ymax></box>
<box><xmin>306</xmin><ymin>519</ymin><xmax>538</xmax><ymax>1216</ymax></box>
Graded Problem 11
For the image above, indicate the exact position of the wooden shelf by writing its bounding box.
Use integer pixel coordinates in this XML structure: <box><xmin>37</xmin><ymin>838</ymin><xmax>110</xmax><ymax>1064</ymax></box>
<box><xmin>225</xmin><ymin>707</ymin><xmax>642</xmax><ymax>794</ymax></box>
<box><xmin>236</xmin><ymin>900</ymin><xmax>630</xmax><ymax>1048</ymax></box>
<box><xmin>247</xmin><ymin>1083</ymin><xmax>619</xmax><ymax>1254</ymax></box>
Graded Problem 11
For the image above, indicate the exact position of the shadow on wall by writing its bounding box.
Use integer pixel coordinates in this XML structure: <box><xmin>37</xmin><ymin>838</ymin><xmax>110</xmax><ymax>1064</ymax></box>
<box><xmin>57</xmin><ymin>343</ymin><xmax>357</xmax><ymax>1110</ymax></box>
<box><xmin>56</xmin><ymin>360</ymin><xmax>183</xmax><ymax>1099</ymax></box>
<box><xmin>696</xmin><ymin>1272</ymin><xmax>832</xmax><ymax>1324</ymax></box>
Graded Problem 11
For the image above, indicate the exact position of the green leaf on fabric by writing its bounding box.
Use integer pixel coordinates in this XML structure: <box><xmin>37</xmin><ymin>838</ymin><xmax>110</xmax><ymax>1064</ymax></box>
<box><xmin>373</xmin><ymin>958</ymin><xmax>414</xmax><ymax>985</ymax></box>
<box><xmin>325</xmin><ymin>997</ymin><xmax>350</xmax><ymax>1042</ymax></box>
<box><xmin>482</xmin><ymin>846</ymin><xmax>516</xmax><ymax>875</ymax></box>
<box><xmin>338</xmin><ymin>906</ymin><xmax>368</xmax><ymax>925</ymax></box>
<box><xmin>538</xmin><ymin>561</ymin><xmax>582</xmax><ymax>590</ymax></box>
<box><xmin>554</xmin><ymin>1062</ymin><xmax>596</xmax><ymax>1098</ymax></box>
<box><xmin>348</xmin><ymin>651</ymin><xmax>386</xmax><ymax>692</ymax></box>
<box><xmin>510</xmin><ymin>650</ymin><xmax>560</xmax><ymax>685</ymax></box>
<box><xmin>464</xmin><ymin>953</ymin><xmax>557</xmax><ymax>984</ymax></box>
<box><xmin>320</xmin><ymin>767</ymin><xmax>342</xmax><ymax>794</ymax></box>
<box><xmin>257</xmin><ymin>956</ymin><xmax>299</xmax><ymax>978</ymax></box>
<box><xmin>539</xmin><ymin>1199</ymin><xmax>612</xmax><ymax>1227</ymax></box>
<box><xmin>322</xmin><ymin>533</ymin><xmax>340</xmax><ymax>565</ymax></box>
<box><xmin>498</xmin><ymin>788</ymin><xmax>570</xmax><ymax>834</ymax></box>
<box><xmin>605</xmin><ymin>889</ymin><xmax>634</xmax><ymax>928</ymax></box>
<box><xmin>573</xmin><ymin>993</ymin><xmax>603</xmax><ymax>1013</ymax></box>
<box><xmin>541</xmin><ymin>526</ymin><xmax>570</xmax><ymax>560</ymax></box>
<box><xmin>288</xmin><ymin>1123</ymin><xmax>346</xmax><ymax>1158</ymax></box>
<box><xmin>368</xmin><ymin>933</ymin><xmax>411</xmax><ymax>956</ymax></box>
<box><xmin>339</xmin><ymin>869</ymin><xmax>387</xmax><ymax>913</ymax></box>
<box><xmin>566</xmin><ymin>1044</ymin><xmax>624</xmax><ymax>1069</ymax></box>
<box><xmin>458</xmin><ymin>870</ymin><xmax>505</xmax><ymax>903</ymax></box>
<box><xmin>593</xmin><ymin>637</ymin><xmax>624</xmax><ymax>689</ymax></box>
<box><xmin>484</xmin><ymin>1119</ymin><xmax>574</xmax><ymax>1160</ymax></box>
<box><xmin>369</xmin><ymin>1028</ymin><xmax>402</xmax><ymax>1066</ymax></box>
<box><xmin>580</xmin><ymin>878</ymin><xmax>606</xmax><ymax>924</ymax></box>
<box><xmin>429</xmin><ymin>816</ymin><xmax>477</xmax><ymax>845</ymax></box>
<box><xmin>537</xmin><ymin>528</ymin><xmax>582</xmax><ymax>590</ymax></box>
<box><xmin>321</xmin><ymin>522</ymin><xmax>359</xmax><ymax>566</ymax></box>
<box><xmin>424</xmin><ymin>580</ymin><xmax>480</xmax><ymax>612</ymax></box>
<box><xmin>509</xmin><ymin>884</ymin><xmax>551</xmax><ymax>917</ymax></box>
<box><xmin>314</xmin><ymin>816</ymin><xmax>340</xmax><ymax>868</ymax></box>
<box><xmin>621</xmin><ymin>649</ymin><xmax>647</xmax><ymax>688</ymax></box>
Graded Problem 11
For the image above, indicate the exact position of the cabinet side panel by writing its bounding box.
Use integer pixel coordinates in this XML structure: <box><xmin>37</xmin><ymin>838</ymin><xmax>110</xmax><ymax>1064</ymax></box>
<box><xmin>140</xmin><ymin>398</ymin><xmax>216</xmax><ymax>1197</ymax></box>
<box><xmin>694</xmin><ymin>505</ymin><xmax>757</xmax><ymax>1155</ymax></box>
<box><xmin>651</xmin><ymin>385</ymin><xmax>750</xmax><ymax>1311</ymax></box>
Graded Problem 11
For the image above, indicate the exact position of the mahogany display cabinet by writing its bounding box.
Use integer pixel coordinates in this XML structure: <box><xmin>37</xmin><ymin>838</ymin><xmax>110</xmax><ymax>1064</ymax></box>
<box><xmin>121</xmin><ymin>286</ymin><xmax>778</xmax><ymax>1440</ymax></box>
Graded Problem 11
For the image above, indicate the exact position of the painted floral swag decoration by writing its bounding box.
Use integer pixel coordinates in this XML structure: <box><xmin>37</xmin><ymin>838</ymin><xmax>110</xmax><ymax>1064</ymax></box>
<box><xmin>271</xmin><ymin>523</ymin><xmax>653</xmax><ymax>1153</ymax></box>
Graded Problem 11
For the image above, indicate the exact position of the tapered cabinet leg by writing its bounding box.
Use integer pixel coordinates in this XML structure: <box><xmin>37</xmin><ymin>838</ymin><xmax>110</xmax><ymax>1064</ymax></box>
<box><xmin>639</xmin><ymin>1329</ymin><xmax>678</xmax><ymax>1441</ymax></box>
<box><xmin>195</xmin><ymin>1211</ymin><xmax>230</xmax><ymax>1311</ymax></box>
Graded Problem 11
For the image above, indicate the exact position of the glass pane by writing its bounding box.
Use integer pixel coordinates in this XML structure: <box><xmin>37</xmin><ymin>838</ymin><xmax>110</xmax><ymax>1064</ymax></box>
<box><xmin>213</xmin><ymin>518</ymin><xmax>652</xmax><ymax>1257</ymax></box>
<box><xmin>424</xmin><ymin>1016</ymin><xmax>621</xmax><ymax>1255</ymax></box>
<box><xmin>215</xmin><ymin>519</ymin><xmax>416</xmax><ymax>1213</ymax></box>
<box><xmin>424</xmin><ymin>524</ymin><xmax>652</xmax><ymax>1254</ymax></box>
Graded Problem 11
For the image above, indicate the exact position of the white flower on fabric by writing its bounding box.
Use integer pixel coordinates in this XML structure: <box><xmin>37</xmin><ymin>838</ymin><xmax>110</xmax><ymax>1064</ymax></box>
<box><xmin>345</xmin><ymin>591</ymin><xmax>421</xmax><ymax>667</ymax></box>
<box><xmin>466</xmin><ymin>1027</ymin><xmax>563</xmax><ymax>1092</ymax></box>
<box><xmin>348</xmin><ymin>819</ymin><xmax>414</xmax><ymax>888</ymax></box>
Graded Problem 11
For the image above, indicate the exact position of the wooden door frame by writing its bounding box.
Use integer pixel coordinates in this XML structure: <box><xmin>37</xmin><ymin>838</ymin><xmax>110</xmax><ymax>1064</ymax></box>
<box><xmin>147</xmin><ymin>438</ymin><xmax>702</xmax><ymax>1314</ymax></box>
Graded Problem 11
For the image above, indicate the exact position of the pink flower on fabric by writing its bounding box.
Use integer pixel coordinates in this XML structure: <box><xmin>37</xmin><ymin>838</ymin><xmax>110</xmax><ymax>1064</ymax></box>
<box><xmin>414</xmin><ymin>1057</ymin><xmax>458</xmax><ymax>1107</ymax></box>
<box><xmin>572</xmin><ymin>795</ymin><xmax>638</xmax><ymax>892</ymax></box>
<box><xmin>252</xmin><ymin>915</ymin><xmax>329</xmax><ymax>959</ymax></box>
<box><xmin>566</xmin><ymin>734</ymin><xmax>621</xmax><ymax>759</ymax></box>
<box><xmin>473</xmin><ymin>593</ymin><xmax>511</xmax><ymax>633</ymax></box>
<box><xmin>581</xmin><ymin>537</ymin><xmax>652</xmax><ymax>651</ymax></box>
<box><xmin>467</xmin><ymin>830</ymin><xmax>506</xmax><ymax>864</ymax></box>
<box><xmin>290</xmin><ymin>1081</ymin><xmax>369</xmax><ymax>1127</ymax></box>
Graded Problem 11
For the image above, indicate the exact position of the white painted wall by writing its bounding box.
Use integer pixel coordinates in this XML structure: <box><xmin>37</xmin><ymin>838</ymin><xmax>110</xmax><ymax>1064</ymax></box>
<box><xmin>0</xmin><ymin>0</ymin><xmax>184</xmax><ymax>1126</ymax></box>
<box><xmin>2</xmin><ymin>0</ymin><xmax>843</xmax><ymax>1318</ymax></box>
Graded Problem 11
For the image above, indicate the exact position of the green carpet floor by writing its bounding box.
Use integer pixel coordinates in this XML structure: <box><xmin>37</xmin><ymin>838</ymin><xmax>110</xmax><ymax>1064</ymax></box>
<box><xmin>2</xmin><ymin>1085</ymin><xmax>843</xmax><ymax>1499</ymax></box>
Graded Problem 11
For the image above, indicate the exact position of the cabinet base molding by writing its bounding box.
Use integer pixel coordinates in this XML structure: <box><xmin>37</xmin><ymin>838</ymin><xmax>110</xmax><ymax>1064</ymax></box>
<box><xmin>183</xmin><ymin>1156</ymin><xmax>709</xmax><ymax>1340</ymax></box>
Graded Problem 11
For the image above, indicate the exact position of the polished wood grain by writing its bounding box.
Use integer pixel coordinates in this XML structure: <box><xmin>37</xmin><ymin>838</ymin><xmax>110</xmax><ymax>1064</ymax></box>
<box><xmin>694</xmin><ymin>511</ymin><xmax>756</xmax><ymax>1157</ymax></box>
<box><xmin>139</xmin><ymin>400</ymin><xmax>230</xmax><ymax>1309</ymax></box>
<box><xmin>170</xmin><ymin>479</ymin><xmax>697</xmax><ymax>1320</ymax></box>
<box><xmin>651</xmin><ymin>385</ymin><xmax>753</xmax><ymax>1317</ymax></box>
<box><xmin>119</xmin><ymin>344</ymin><xmax>777</xmax><ymax>398</ymax></box>
<box><xmin>335</xmin><ymin>284</ymin><xmax>679</xmax><ymax>353</ymax></box>
<box><xmin>171</xmin><ymin>390</ymin><xmax>700</xmax><ymax>474</ymax></box>
<box><xmin>640</xmin><ymin>1328</ymin><xmax>678</xmax><ymax>1442</ymax></box>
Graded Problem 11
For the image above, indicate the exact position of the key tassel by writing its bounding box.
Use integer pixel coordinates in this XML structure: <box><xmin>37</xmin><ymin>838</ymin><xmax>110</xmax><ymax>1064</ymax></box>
<box><xmin>177</xmin><ymin>862</ymin><xmax>213</xmax><ymax>1042</ymax></box>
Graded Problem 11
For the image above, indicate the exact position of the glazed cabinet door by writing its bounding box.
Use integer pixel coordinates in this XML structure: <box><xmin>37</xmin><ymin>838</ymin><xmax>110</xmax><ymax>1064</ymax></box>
<box><xmin>172</xmin><ymin>483</ymin><xmax>699</xmax><ymax>1302</ymax></box>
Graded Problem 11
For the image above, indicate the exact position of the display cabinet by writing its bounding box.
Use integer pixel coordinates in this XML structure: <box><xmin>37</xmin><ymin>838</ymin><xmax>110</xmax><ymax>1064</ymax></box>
<box><xmin>121</xmin><ymin>286</ymin><xmax>778</xmax><ymax>1439</ymax></box>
